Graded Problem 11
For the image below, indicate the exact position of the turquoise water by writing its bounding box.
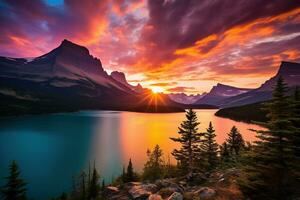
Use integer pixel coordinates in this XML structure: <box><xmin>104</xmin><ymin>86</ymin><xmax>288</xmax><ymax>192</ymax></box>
<box><xmin>0</xmin><ymin>110</ymin><xmax>262</xmax><ymax>199</ymax></box>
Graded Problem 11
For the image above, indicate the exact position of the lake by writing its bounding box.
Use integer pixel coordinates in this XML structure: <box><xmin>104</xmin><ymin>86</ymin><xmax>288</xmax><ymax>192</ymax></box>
<box><xmin>0</xmin><ymin>109</ymin><xmax>263</xmax><ymax>199</ymax></box>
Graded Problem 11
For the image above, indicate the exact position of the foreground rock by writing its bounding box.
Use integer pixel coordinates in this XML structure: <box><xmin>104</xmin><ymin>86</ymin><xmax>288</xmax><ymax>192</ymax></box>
<box><xmin>103</xmin><ymin>168</ymin><xmax>244</xmax><ymax>200</ymax></box>
<box><xmin>148</xmin><ymin>194</ymin><xmax>163</xmax><ymax>200</ymax></box>
<box><xmin>194</xmin><ymin>187</ymin><xmax>216</xmax><ymax>198</ymax></box>
<box><xmin>167</xmin><ymin>192</ymin><xmax>183</xmax><ymax>200</ymax></box>
<box><xmin>128</xmin><ymin>183</ymin><xmax>158</xmax><ymax>199</ymax></box>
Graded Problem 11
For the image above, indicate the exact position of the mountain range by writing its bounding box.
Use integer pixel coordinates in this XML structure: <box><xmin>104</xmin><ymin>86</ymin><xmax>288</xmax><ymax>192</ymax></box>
<box><xmin>168</xmin><ymin>93</ymin><xmax>206</xmax><ymax>104</ymax></box>
<box><xmin>0</xmin><ymin>40</ymin><xmax>184</xmax><ymax>115</ymax></box>
<box><xmin>218</xmin><ymin>61</ymin><xmax>300</xmax><ymax>108</ymax></box>
<box><xmin>193</xmin><ymin>83</ymin><xmax>251</xmax><ymax>106</ymax></box>
<box><xmin>0</xmin><ymin>39</ymin><xmax>299</xmax><ymax>116</ymax></box>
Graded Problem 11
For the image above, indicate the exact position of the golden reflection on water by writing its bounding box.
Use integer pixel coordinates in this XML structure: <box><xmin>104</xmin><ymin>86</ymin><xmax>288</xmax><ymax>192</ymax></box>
<box><xmin>116</xmin><ymin>109</ymin><xmax>264</xmax><ymax>171</ymax></box>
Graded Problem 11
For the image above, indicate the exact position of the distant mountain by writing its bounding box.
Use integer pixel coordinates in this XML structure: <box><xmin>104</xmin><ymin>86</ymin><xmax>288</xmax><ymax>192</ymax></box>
<box><xmin>168</xmin><ymin>93</ymin><xmax>206</xmax><ymax>104</ymax></box>
<box><xmin>257</xmin><ymin>61</ymin><xmax>300</xmax><ymax>91</ymax></box>
<box><xmin>110</xmin><ymin>71</ymin><xmax>149</xmax><ymax>93</ymax></box>
<box><xmin>219</xmin><ymin>61</ymin><xmax>300</xmax><ymax>108</ymax></box>
<box><xmin>194</xmin><ymin>83</ymin><xmax>251</xmax><ymax>106</ymax></box>
<box><xmin>0</xmin><ymin>39</ymin><xmax>184</xmax><ymax>115</ymax></box>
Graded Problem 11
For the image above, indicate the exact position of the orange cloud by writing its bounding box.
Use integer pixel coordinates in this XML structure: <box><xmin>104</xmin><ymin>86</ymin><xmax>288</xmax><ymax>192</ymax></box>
<box><xmin>1</xmin><ymin>1</ymin><xmax>300</xmax><ymax>94</ymax></box>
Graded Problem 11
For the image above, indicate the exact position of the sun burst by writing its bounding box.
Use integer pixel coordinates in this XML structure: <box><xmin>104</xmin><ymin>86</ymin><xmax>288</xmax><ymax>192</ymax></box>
<box><xmin>151</xmin><ymin>86</ymin><xmax>164</xmax><ymax>94</ymax></box>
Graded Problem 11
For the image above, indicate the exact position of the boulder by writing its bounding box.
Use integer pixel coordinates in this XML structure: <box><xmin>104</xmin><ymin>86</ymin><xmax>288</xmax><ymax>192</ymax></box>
<box><xmin>109</xmin><ymin>193</ymin><xmax>130</xmax><ymax>200</ymax></box>
<box><xmin>148</xmin><ymin>194</ymin><xmax>163</xmax><ymax>200</ymax></box>
<box><xmin>155</xmin><ymin>179</ymin><xmax>184</xmax><ymax>194</ymax></box>
<box><xmin>185</xmin><ymin>172</ymin><xmax>207</xmax><ymax>184</ymax></box>
<box><xmin>106</xmin><ymin>186</ymin><xmax>119</xmax><ymax>193</ymax></box>
<box><xmin>159</xmin><ymin>186</ymin><xmax>183</xmax><ymax>197</ymax></box>
<box><xmin>167</xmin><ymin>192</ymin><xmax>183</xmax><ymax>200</ymax></box>
<box><xmin>159</xmin><ymin>187</ymin><xmax>177</xmax><ymax>199</ymax></box>
<box><xmin>124</xmin><ymin>182</ymin><xmax>142</xmax><ymax>191</ymax></box>
<box><xmin>129</xmin><ymin>183</ymin><xmax>158</xmax><ymax>199</ymax></box>
<box><xmin>194</xmin><ymin>187</ymin><xmax>216</xmax><ymax>198</ymax></box>
<box><xmin>104</xmin><ymin>186</ymin><xmax>122</xmax><ymax>199</ymax></box>
<box><xmin>155</xmin><ymin>179</ymin><xmax>175</xmax><ymax>188</ymax></box>
<box><xmin>179</xmin><ymin>181</ymin><xmax>187</xmax><ymax>187</ymax></box>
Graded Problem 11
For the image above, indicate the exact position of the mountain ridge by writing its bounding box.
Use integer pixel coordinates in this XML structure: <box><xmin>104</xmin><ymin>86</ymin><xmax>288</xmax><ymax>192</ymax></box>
<box><xmin>193</xmin><ymin>83</ymin><xmax>251</xmax><ymax>106</ymax></box>
<box><xmin>219</xmin><ymin>61</ymin><xmax>300</xmax><ymax>108</ymax></box>
<box><xmin>0</xmin><ymin>39</ymin><xmax>185</xmax><ymax>115</ymax></box>
<box><xmin>168</xmin><ymin>93</ymin><xmax>206</xmax><ymax>104</ymax></box>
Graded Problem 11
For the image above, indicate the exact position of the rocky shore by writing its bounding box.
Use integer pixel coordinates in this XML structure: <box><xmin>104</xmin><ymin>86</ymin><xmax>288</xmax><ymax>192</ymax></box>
<box><xmin>103</xmin><ymin>168</ymin><xmax>243</xmax><ymax>200</ymax></box>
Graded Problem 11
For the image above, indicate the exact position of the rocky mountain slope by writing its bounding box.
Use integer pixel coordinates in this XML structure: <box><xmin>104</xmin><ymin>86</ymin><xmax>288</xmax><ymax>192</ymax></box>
<box><xmin>0</xmin><ymin>40</ymin><xmax>184</xmax><ymax>115</ymax></box>
<box><xmin>110</xmin><ymin>71</ymin><xmax>148</xmax><ymax>93</ymax></box>
<box><xmin>168</xmin><ymin>93</ymin><xmax>206</xmax><ymax>104</ymax></box>
<box><xmin>193</xmin><ymin>83</ymin><xmax>251</xmax><ymax>106</ymax></box>
<box><xmin>219</xmin><ymin>61</ymin><xmax>300</xmax><ymax>108</ymax></box>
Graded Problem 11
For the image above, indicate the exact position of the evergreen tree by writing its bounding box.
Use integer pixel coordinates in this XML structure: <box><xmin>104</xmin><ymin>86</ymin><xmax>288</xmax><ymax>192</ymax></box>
<box><xmin>80</xmin><ymin>171</ymin><xmax>86</xmax><ymax>200</ymax></box>
<box><xmin>226</xmin><ymin>126</ymin><xmax>245</xmax><ymax>156</ymax></box>
<box><xmin>201</xmin><ymin>122</ymin><xmax>219</xmax><ymax>170</ymax></box>
<box><xmin>219</xmin><ymin>142</ymin><xmax>230</xmax><ymax>164</ymax></box>
<box><xmin>238</xmin><ymin>77</ymin><xmax>300</xmax><ymax>199</ymax></box>
<box><xmin>143</xmin><ymin>145</ymin><xmax>164</xmax><ymax>180</ymax></box>
<box><xmin>1</xmin><ymin>160</ymin><xmax>27</xmax><ymax>200</ymax></box>
<box><xmin>121</xmin><ymin>165</ymin><xmax>126</xmax><ymax>182</ymax></box>
<box><xmin>126</xmin><ymin>158</ymin><xmax>134</xmax><ymax>182</ymax></box>
<box><xmin>291</xmin><ymin>87</ymin><xmax>300</xmax><ymax>128</ymax></box>
<box><xmin>170</xmin><ymin>109</ymin><xmax>202</xmax><ymax>173</ymax></box>
<box><xmin>290</xmin><ymin>87</ymin><xmax>300</xmax><ymax>179</ymax></box>
<box><xmin>122</xmin><ymin>159</ymin><xmax>138</xmax><ymax>182</ymax></box>
<box><xmin>88</xmin><ymin>162</ymin><xmax>100</xmax><ymax>199</ymax></box>
<box><xmin>59</xmin><ymin>192</ymin><xmax>67</xmax><ymax>200</ymax></box>
<box><xmin>88</xmin><ymin>161</ymin><xmax>91</xmax><ymax>186</ymax></box>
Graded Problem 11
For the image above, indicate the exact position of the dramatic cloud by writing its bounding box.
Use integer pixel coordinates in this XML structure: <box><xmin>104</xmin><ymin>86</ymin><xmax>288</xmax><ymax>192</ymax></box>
<box><xmin>0</xmin><ymin>0</ymin><xmax>299</xmax><ymax>93</ymax></box>
<box><xmin>166</xmin><ymin>86</ymin><xmax>197</xmax><ymax>93</ymax></box>
<box><xmin>149</xmin><ymin>82</ymin><xmax>177</xmax><ymax>87</ymax></box>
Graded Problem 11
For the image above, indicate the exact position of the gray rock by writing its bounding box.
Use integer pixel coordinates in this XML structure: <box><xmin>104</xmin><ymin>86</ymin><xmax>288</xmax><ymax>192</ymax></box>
<box><xmin>155</xmin><ymin>179</ymin><xmax>174</xmax><ymax>188</ymax></box>
<box><xmin>148</xmin><ymin>194</ymin><xmax>163</xmax><ymax>200</ymax></box>
<box><xmin>124</xmin><ymin>182</ymin><xmax>142</xmax><ymax>191</ymax></box>
<box><xmin>179</xmin><ymin>181</ymin><xmax>187</xmax><ymax>186</ymax></box>
<box><xmin>155</xmin><ymin>179</ymin><xmax>184</xmax><ymax>193</ymax></box>
<box><xmin>167</xmin><ymin>192</ymin><xmax>183</xmax><ymax>200</ymax></box>
<box><xmin>185</xmin><ymin>172</ymin><xmax>207</xmax><ymax>183</ymax></box>
<box><xmin>166</xmin><ymin>186</ymin><xmax>183</xmax><ymax>194</ymax></box>
<box><xmin>106</xmin><ymin>186</ymin><xmax>119</xmax><ymax>193</ymax></box>
<box><xmin>109</xmin><ymin>194</ymin><xmax>130</xmax><ymax>200</ymax></box>
<box><xmin>194</xmin><ymin>187</ymin><xmax>216</xmax><ymax>198</ymax></box>
<box><xmin>129</xmin><ymin>183</ymin><xmax>158</xmax><ymax>199</ymax></box>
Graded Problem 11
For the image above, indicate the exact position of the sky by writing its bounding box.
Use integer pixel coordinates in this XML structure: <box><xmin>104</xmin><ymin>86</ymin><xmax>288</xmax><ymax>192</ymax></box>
<box><xmin>0</xmin><ymin>0</ymin><xmax>300</xmax><ymax>94</ymax></box>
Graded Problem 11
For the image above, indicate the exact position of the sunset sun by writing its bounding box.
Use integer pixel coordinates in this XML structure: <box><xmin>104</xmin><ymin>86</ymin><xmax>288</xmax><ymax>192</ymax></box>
<box><xmin>151</xmin><ymin>86</ymin><xmax>165</xmax><ymax>94</ymax></box>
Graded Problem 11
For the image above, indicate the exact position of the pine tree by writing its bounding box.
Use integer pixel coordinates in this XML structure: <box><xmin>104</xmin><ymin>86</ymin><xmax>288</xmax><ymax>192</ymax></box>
<box><xmin>226</xmin><ymin>126</ymin><xmax>245</xmax><ymax>156</ymax></box>
<box><xmin>143</xmin><ymin>145</ymin><xmax>164</xmax><ymax>180</ymax></box>
<box><xmin>290</xmin><ymin>87</ymin><xmax>300</xmax><ymax>179</ymax></box>
<box><xmin>238</xmin><ymin>77</ymin><xmax>300</xmax><ymax>199</ymax></box>
<box><xmin>1</xmin><ymin>160</ymin><xmax>27</xmax><ymax>200</ymax></box>
<box><xmin>220</xmin><ymin>142</ymin><xmax>230</xmax><ymax>164</ymax></box>
<box><xmin>59</xmin><ymin>192</ymin><xmax>67</xmax><ymax>200</ymax></box>
<box><xmin>80</xmin><ymin>171</ymin><xmax>86</xmax><ymax>200</ymax></box>
<box><xmin>88</xmin><ymin>161</ymin><xmax>100</xmax><ymax>199</ymax></box>
<box><xmin>123</xmin><ymin>159</ymin><xmax>138</xmax><ymax>182</ymax></box>
<box><xmin>88</xmin><ymin>161</ymin><xmax>91</xmax><ymax>184</ymax></box>
<box><xmin>170</xmin><ymin>109</ymin><xmax>202</xmax><ymax>173</ymax></box>
<box><xmin>201</xmin><ymin>122</ymin><xmax>219</xmax><ymax>170</ymax></box>
<box><xmin>126</xmin><ymin>158</ymin><xmax>134</xmax><ymax>182</ymax></box>
<box><xmin>121</xmin><ymin>165</ymin><xmax>126</xmax><ymax>182</ymax></box>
